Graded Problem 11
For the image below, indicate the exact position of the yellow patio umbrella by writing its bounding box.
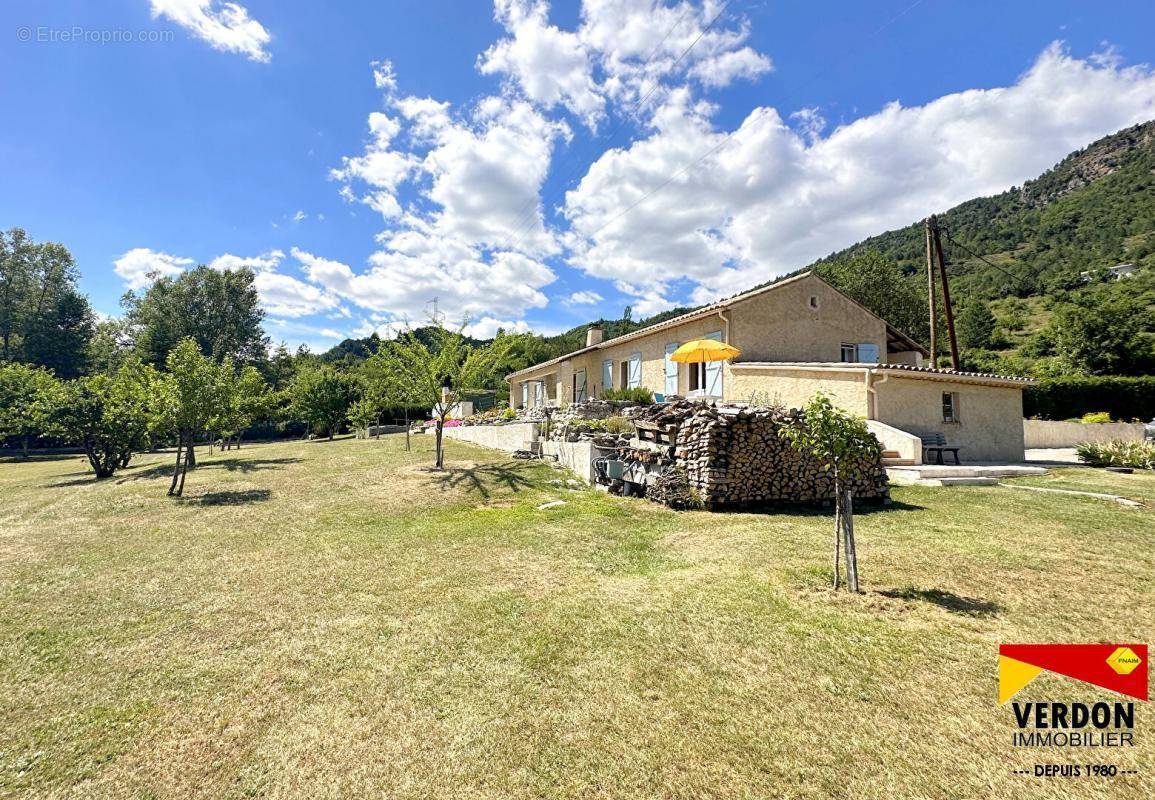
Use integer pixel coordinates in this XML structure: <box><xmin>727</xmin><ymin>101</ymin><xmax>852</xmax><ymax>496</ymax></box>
<box><xmin>670</xmin><ymin>338</ymin><xmax>740</xmax><ymax>364</ymax></box>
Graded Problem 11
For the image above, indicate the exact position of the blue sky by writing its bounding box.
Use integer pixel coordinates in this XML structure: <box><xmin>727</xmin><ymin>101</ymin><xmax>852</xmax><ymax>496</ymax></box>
<box><xmin>3</xmin><ymin>1</ymin><xmax>1155</xmax><ymax>351</ymax></box>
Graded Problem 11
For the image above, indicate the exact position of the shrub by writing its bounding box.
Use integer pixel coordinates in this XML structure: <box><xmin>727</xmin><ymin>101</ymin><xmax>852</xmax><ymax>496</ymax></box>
<box><xmin>1079</xmin><ymin>412</ymin><xmax>1112</xmax><ymax>424</ymax></box>
<box><xmin>1075</xmin><ymin>440</ymin><xmax>1155</xmax><ymax>470</ymax></box>
<box><xmin>603</xmin><ymin>387</ymin><xmax>654</xmax><ymax>404</ymax></box>
<box><xmin>1024</xmin><ymin>376</ymin><xmax>1155</xmax><ymax>421</ymax></box>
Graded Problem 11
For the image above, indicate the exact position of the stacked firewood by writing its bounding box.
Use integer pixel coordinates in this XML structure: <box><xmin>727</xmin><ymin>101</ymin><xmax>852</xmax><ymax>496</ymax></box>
<box><xmin>672</xmin><ymin>405</ymin><xmax>888</xmax><ymax>509</ymax></box>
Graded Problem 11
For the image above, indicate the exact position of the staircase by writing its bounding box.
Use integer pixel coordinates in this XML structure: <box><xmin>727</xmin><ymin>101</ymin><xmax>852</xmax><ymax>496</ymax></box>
<box><xmin>881</xmin><ymin>449</ymin><xmax>916</xmax><ymax>467</ymax></box>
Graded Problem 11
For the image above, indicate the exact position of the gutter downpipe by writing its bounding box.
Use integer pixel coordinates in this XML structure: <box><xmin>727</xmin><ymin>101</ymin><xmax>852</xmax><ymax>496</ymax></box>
<box><xmin>716</xmin><ymin>308</ymin><xmax>731</xmax><ymax>342</ymax></box>
<box><xmin>864</xmin><ymin>366</ymin><xmax>889</xmax><ymax>421</ymax></box>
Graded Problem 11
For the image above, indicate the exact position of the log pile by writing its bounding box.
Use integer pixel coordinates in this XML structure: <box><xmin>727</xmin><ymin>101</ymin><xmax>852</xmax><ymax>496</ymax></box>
<box><xmin>646</xmin><ymin>467</ymin><xmax>703</xmax><ymax>510</ymax></box>
<box><xmin>672</xmin><ymin>405</ymin><xmax>888</xmax><ymax>509</ymax></box>
<box><xmin>618</xmin><ymin>401</ymin><xmax>888</xmax><ymax>510</ymax></box>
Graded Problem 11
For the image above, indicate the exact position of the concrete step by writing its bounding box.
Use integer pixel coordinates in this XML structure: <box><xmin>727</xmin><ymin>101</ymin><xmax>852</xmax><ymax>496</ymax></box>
<box><xmin>882</xmin><ymin>458</ymin><xmax>916</xmax><ymax>466</ymax></box>
<box><xmin>920</xmin><ymin>477</ymin><xmax>1000</xmax><ymax>487</ymax></box>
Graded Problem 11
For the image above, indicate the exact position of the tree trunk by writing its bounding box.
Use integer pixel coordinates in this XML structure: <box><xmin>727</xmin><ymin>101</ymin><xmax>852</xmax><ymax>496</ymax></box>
<box><xmin>832</xmin><ymin>491</ymin><xmax>842</xmax><ymax>591</ymax></box>
<box><xmin>842</xmin><ymin>487</ymin><xmax>860</xmax><ymax>593</ymax></box>
<box><xmin>185</xmin><ymin>441</ymin><xmax>196</xmax><ymax>468</ymax></box>
<box><xmin>167</xmin><ymin>439</ymin><xmax>184</xmax><ymax>496</ymax></box>
<box><xmin>21</xmin><ymin>435</ymin><xmax>30</xmax><ymax>458</ymax></box>
<box><xmin>174</xmin><ymin>435</ymin><xmax>190</xmax><ymax>497</ymax></box>
<box><xmin>434</xmin><ymin>420</ymin><xmax>444</xmax><ymax>469</ymax></box>
<box><xmin>404</xmin><ymin>408</ymin><xmax>411</xmax><ymax>452</ymax></box>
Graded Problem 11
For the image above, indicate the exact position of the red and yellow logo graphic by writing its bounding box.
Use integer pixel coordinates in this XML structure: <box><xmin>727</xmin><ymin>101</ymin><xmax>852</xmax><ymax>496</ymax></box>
<box><xmin>999</xmin><ymin>644</ymin><xmax>1148</xmax><ymax>704</ymax></box>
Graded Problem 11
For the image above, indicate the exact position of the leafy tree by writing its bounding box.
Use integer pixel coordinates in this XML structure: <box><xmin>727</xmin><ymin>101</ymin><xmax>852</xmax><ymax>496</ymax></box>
<box><xmin>346</xmin><ymin>398</ymin><xmax>379</xmax><ymax>438</ymax></box>
<box><xmin>55</xmin><ymin>366</ymin><xmax>165</xmax><ymax>479</ymax></box>
<box><xmin>1043</xmin><ymin>289</ymin><xmax>1152</xmax><ymax>375</ymax></box>
<box><xmin>125</xmin><ymin>265</ymin><xmax>268</xmax><ymax>367</ymax></box>
<box><xmin>779</xmin><ymin>394</ymin><xmax>882</xmax><ymax>592</ymax></box>
<box><xmin>0</xmin><ymin>228</ymin><xmax>94</xmax><ymax>374</ymax></box>
<box><xmin>815</xmin><ymin>250</ymin><xmax>929</xmax><ymax>343</ymax></box>
<box><xmin>377</xmin><ymin>323</ymin><xmax>511</xmax><ymax>469</ymax></box>
<box><xmin>87</xmin><ymin>317</ymin><xmax>136</xmax><ymax>374</ymax></box>
<box><xmin>0</xmin><ymin>363</ymin><xmax>62</xmax><ymax>456</ymax></box>
<box><xmin>212</xmin><ymin>363</ymin><xmax>269</xmax><ymax>450</ymax></box>
<box><xmin>164</xmin><ymin>338</ymin><xmax>222</xmax><ymax>496</ymax></box>
<box><xmin>290</xmin><ymin>367</ymin><xmax>357</xmax><ymax>440</ymax></box>
<box><xmin>957</xmin><ymin>301</ymin><xmax>996</xmax><ymax>350</ymax></box>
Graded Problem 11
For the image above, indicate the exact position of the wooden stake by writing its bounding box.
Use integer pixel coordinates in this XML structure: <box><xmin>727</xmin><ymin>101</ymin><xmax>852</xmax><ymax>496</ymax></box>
<box><xmin>925</xmin><ymin>218</ymin><xmax>938</xmax><ymax>369</ymax></box>
<box><xmin>929</xmin><ymin>216</ymin><xmax>961</xmax><ymax>370</ymax></box>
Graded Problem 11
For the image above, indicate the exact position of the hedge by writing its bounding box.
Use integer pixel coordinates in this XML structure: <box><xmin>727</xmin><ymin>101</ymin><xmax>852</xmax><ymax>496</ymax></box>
<box><xmin>1024</xmin><ymin>376</ymin><xmax>1155</xmax><ymax>421</ymax></box>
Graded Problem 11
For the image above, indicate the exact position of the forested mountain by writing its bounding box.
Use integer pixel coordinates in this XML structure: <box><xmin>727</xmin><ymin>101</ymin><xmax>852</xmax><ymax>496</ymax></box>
<box><xmin>807</xmin><ymin>120</ymin><xmax>1155</xmax><ymax>300</ymax></box>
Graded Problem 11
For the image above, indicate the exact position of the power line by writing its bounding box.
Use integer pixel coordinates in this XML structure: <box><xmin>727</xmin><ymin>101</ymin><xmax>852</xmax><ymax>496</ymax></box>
<box><xmin>941</xmin><ymin>230</ymin><xmax>1025</xmax><ymax>289</ymax></box>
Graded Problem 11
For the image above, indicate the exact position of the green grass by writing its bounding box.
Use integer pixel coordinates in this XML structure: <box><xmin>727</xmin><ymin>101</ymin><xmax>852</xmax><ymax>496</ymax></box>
<box><xmin>1</xmin><ymin>436</ymin><xmax>1153</xmax><ymax>799</ymax></box>
<box><xmin>1003</xmin><ymin>465</ymin><xmax>1155</xmax><ymax>504</ymax></box>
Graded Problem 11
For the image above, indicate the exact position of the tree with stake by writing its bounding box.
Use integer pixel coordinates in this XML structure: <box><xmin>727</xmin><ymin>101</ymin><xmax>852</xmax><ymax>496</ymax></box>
<box><xmin>779</xmin><ymin>393</ymin><xmax>882</xmax><ymax>592</ymax></box>
<box><xmin>164</xmin><ymin>338</ymin><xmax>221</xmax><ymax>497</ymax></box>
<box><xmin>379</xmin><ymin>323</ymin><xmax>510</xmax><ymax>469</ymax></box>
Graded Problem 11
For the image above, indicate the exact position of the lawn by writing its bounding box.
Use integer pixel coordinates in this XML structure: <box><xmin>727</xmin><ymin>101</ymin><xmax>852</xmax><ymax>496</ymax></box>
<box><xmin>1</xmin><ymin>435</ymin><xmax>1152</xmax><ymax>799</ymax></box>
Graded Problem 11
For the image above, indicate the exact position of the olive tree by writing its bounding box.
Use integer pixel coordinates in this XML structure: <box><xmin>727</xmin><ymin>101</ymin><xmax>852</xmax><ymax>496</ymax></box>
<box><xmin>779</xmin><ymin>393</ymin><xmax>882</xmax><ymax>592</ymax></box>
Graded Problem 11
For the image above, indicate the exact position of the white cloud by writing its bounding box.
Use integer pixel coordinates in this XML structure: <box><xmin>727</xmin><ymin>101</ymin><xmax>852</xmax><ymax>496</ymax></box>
<box><xmin>563</xmin><ymin>289</ymin><xmax>604</xmax><ymax>305</ymax></box>
<box><xmin>481</xmin><ymin>1</ymin><xmax>605</xmax><ymax>128</ymax></box>
<box><xmin>292</xmin><ymin>210</ymin><xmax>308</xmax><ymax>223</ymax></box>
<box><xmin>252</xmin><ymin>271</ymin><xmax>341</xmax><ymax>318</ymax></box>
<box><xmin>565</xmin><ymin>43</ymin><xmax>1155</xmax><ymax>305</ymax></box>
<box><xmin>114</xmin><ymin>247</ymin><xmax>193</xmax><ymax>289</ymax></box>
<box><xmin>463</xmin><ymin>317</ymin><xmax>532</xmax><ymax>339</ymax></box>
<box><xmin>149</xmin><ymin>0</ymin><xmax>271</xmax><ymax>62</ymax></box>
<box><xmin>209</xmin><ymin>249</ymin><xmax>284</xmax><ymax>272</ymax></box>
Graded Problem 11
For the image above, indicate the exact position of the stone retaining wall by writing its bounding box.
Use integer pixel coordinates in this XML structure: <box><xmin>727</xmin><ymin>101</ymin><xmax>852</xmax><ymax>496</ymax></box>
<box><xmin>441</xmin><ymin>422</ymin><xmax>539</xmax><ymax>452</ymax></box>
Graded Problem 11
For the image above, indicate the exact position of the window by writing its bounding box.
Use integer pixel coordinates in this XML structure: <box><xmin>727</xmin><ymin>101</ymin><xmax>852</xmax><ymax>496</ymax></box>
<box><xmin>628</xmin><ymin>352</ymin><xmax>642</xmax><ymax>389</ymax></box>
<box><xmin>573</xmin><ymin>369</ymin><xmax>587</xmax><ymax>402</ymax></box>
<box><xmin>663</xmin><ymin>343</ymin><xmax>679</xmax><ymax>396</ymax></box>
<box><xmin>809</xmin><ymin>295</ymin><xmax>819</xmax><ymax>310</ymax></box>
<box><xmin>840</xmin><ymin>343</ymin><xmax>879</xmax><ymax>363</ymax></box>
<box><xmin>602</xmin><ymin>359</ymin><xmax>613</xmax><ymax>394</ymax></box>
<box><xmin>520</xmin><ymin>382</ymin><xmax>528</xmax><ymax>408</ymax></box>
<box><xmin>942</xmin><ymin>392</ymin><xmax>959</xmax><ymax>423</ymax></box>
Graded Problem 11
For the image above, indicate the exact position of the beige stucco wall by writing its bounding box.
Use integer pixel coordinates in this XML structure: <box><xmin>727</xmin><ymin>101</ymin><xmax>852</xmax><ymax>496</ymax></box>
<box><xmin>510</xmin><ymin>274</ymin><xmax>894</xmax><ymax>406</ymax></box>
<box><xmin>729</xmin><ymin>366</ymin><xmax>870</xmax><ymax>415</ymax></box>
<box><xmin>874</xmin><ymin>377</ymin><xmax>1025</xmax><ymax>462</ymax></box>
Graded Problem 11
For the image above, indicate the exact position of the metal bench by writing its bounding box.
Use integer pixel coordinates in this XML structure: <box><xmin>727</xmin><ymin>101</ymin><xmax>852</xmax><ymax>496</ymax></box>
<box><xmin>920</xmin><ymin>432</ymin><xmax>961</xmax><ymax>465</ymax></box>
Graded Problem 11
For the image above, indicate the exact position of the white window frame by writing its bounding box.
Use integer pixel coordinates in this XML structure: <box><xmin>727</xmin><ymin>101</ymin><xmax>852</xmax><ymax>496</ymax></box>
<box><xmin>663</xmin><ymin>342</ymin><xmax>679</xmax><ymax>396</ymax></box>
<box><xmin>840</xmin><ymin>343</ymin><xmax>858</xmax><ymax>362</ymax></box>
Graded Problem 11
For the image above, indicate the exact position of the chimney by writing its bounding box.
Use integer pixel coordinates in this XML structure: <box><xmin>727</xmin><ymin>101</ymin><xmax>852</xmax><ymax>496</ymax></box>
<box><xmin>586</xmin><ymin>324</ymin><xmax>604</xmax><ymax>347</ymax></box>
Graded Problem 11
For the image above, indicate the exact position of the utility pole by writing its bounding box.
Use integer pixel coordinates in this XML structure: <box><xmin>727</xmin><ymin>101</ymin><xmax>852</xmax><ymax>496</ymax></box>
<box><xmin>924</xmin><ymin>218</ymin><xmax>938</xmax><ymax>369</ymax></box>
<box><xmin>928</xmin><ymin>215</ymin><xmax>961</xmax><ymax>370</ymax></box>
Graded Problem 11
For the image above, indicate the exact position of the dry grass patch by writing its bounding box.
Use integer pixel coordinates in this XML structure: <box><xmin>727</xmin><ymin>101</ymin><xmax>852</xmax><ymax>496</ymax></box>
<box><xmin>0</xmin><ymin>436</ymin><xmax>1152</xmax><ymax>798</ymax></box>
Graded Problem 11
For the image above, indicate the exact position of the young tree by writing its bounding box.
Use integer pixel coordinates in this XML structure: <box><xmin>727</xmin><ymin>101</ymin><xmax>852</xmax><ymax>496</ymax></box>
<box><xmin>779</xmin><ymin>394</ymin><xmax>882</xmax><ymax>592</ymax></box>
<box><xmin>0</xmin><ymin>363</ymin><xmax>62</xmax><ymax>456</ymax></box>
<box><xmin>379</xmin><ymin>323</ymin><xmax>510</xmax><ymax>469</ymax></box>
<box><xmin>289</xmin><ymin>367</ymin><xmax>357</xmax><ymax>440</ymax></box>
<box><xmin>212</xmin><ymin>363</ymin><xmax>269</xmax><ymax>450</ymax></box>
<box><xmin>164</xmin><ymin>338</ymin><xmax>221</xmax><ymax>496</ymax></box>
<box><xmin>346</xmin><ymin>398</ymin><xmax>378</xmax><ymax>438</ymax></box>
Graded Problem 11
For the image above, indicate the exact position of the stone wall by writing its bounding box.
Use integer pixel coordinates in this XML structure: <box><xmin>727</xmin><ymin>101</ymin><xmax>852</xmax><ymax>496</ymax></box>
<box><xmin>441</xmin><ymin>422</ymin><xmax>538</xmax><ymax>452</ymax></box>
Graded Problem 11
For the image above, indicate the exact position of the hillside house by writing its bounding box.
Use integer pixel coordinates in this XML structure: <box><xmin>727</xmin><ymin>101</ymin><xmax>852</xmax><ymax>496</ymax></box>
<box><xmin>507</xmin><ymin>272</ymin><xmax>1032</xmax><ymax>461</ymax></box>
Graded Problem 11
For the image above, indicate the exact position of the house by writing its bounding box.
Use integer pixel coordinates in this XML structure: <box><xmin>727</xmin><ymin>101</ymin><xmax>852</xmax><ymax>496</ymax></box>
<box><xmin>507</xmin><ymin>272</ymin><xmax>1032</xmax><ymax>462</ymax></box>
<box><xmin>1080</xmin><ymin>263</ymin><xmax>1137</xmax><ymax>282</ymax></box>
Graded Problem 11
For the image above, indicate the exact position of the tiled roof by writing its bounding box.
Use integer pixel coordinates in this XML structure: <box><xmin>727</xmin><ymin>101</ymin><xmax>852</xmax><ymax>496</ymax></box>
<box><xmin>731</xmin><ymin>361</ymin><xmax>1034</xmax><ymax>385</ymax></box>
